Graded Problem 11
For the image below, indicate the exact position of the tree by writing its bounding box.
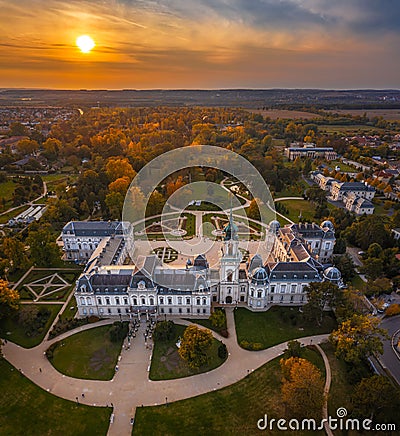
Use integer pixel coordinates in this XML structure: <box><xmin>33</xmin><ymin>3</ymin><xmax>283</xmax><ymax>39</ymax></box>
<box><xmin>351</xmin><ymin>375</ymin><xmax>398</xmax><ymax>420</ymax></box>
<box><xmin>9</xmin><ymin>122</ymin><xmax>28</xmax><ymax>137</ymax></box>
<box><xmin>285</xmin><ymin>340</ymin><xmax>303</xmax><ymax>358</ymax></box>
<box><xmin>333</xmin><ymin>238</ymin><xmax>346</xmax><ymax>254</ymax></box>
<box><xmin>146</xmin><ymin>191</ymin><xmax>166</xmax><ymax>217</ymax></box>
<box><xmin>105</xmin><ymin>157</ymin><xmax>136</xmax><ymax>182</ymax></box>
<box><xmin>247</xmin><ymin>199</ymin><xmax>261</xmax><ymax>221</ymax></box>
<box><xmin>0</xmin><ymin>279</ymin><xmax>19</xmax><ymax>319</ymax></box>
<box><xmin>335</xmin><ymin>254</ymin><xmax>355</xmax><ymax>282</ymax></box>
<box><xmin>2</xmin><ymin>237</ymin><xmax>29</xmax><ymax>272</ymax></box>
<box><xmin>27</xmin><ymin>224</ymin><xmax>61</xmax><ymax>267</ymax></box>
<box><xmin>330</xmin><ymin>314</ymin><xmax>387</xmax><ymax>364</ymax></box>
<box><xmin>209</xmin><ymin>309</ymin><xmax>226</xmax><ymax>329</ymax></box>
<box><xmin>303</xmin><ymin>282</ymin><xmax>338</xmax><ymax>326</ymax></box>
<box><xmin>280</xmin><ymin>357</ymin><xmax>324</xmax><ymax>419</ymax></box>
<box><xmin>361</xmin><ymin>257</ymin><xmax>384</xmax><ymax>280</ymax></box>
<box><xmin>16</xmin><ymin>139</ymin><xmax>39</xmax><ymax>155</ymax></box>
<box><xmin>42</xmin><ymin>138</ymin><xmax>62</xmax><ymax>161</ymax></box>
<box><xmin>178</xmin><ymin>325</ymin><xmax>213</xmax><ymax>369</ymax></box>
<box><xmin>153</xmin><ymin>320</ymin><xmax>175</xmax><ymax>342</ymax></box>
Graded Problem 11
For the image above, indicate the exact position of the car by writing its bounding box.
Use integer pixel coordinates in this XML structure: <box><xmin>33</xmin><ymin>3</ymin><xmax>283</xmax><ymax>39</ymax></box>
<box><xmin>358</xmin><ymin>251</ymin><xmax>365</xmax><ymax>256</ymax></box>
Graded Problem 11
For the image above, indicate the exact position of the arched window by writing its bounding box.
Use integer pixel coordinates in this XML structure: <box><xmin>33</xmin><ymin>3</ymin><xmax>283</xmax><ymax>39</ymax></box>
<box><xmin>86</xmin><ymin>297</ymin><xmax>92</xmax><ymax>305</ymax></box>
<box><xmin>227</xmin><ymin>287</ymin><xmax>232</xmax><ymax>294</ymax></box>
<box><xmin>196</xmin><ymin>298</ymin><xmax>201</xmax><ymax>305</ymax></box>
<box><xmin>141</xmin><ymin>297</ymin><xmax>146</xmax><ymax>305</ymax></box>
<box><xmin>227</xmin><ymin>272</ymin><xmax>233</xmax><ymax>282</ymax></box>
<box><xmin>80</xmin><ymin>297</ymin><xmax>86</xmax><ymax>305</ymax></box>
<box><xmin>202</xmin><ymin>298</ymin><xmax>206</xmax><ymax>305</ymax></box>
<box><xmin>80</xmin><ymin>285</ymin><xmax>86</xmax><ymax>292</ymax></box>
<box><xmin>150</xmin><ymin>297</ymin><xmax>154</xmax><ymax>305</ymax></box>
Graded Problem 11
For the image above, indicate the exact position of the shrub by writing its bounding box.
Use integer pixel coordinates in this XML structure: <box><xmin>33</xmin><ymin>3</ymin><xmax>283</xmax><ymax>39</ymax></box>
<box><xmin>218</xmin><ymin>343</ymin><xmax>228</xmax><ymax>359</ymax></box>
<box><xmin>219</xmin><ymin>328</ymin><xmax>229</xmax><ymax>338</ymax></box>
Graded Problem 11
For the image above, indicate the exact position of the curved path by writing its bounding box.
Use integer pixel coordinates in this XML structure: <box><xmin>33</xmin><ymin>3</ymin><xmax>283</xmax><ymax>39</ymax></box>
<box><xmin>3</xmin><ymin>309</ymin><xmax>329</xmax><ymax>436</ymax></box>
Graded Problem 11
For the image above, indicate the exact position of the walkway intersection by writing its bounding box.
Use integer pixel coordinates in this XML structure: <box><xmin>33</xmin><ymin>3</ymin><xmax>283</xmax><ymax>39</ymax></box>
<box><xmin>3</xmin><ymin>309</ymin><xmax>330</xmax><ymax>436</ymax></box>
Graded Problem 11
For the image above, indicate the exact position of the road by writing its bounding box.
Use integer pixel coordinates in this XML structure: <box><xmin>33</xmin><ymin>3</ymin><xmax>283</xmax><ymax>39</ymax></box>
<box><xmin>379</xmin><ymin>316</ymin><xmax>400</xmax><ymax>385</ymax></box>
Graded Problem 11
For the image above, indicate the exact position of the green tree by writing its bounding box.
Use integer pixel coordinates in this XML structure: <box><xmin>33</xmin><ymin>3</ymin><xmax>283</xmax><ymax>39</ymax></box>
<box><xmin>330</xmin><ymin>314</ymin><xmax>387</xmax><ymax>364</ymax></box>
<box><xmin>27</xmin><ymin>224</ymin><xmax>61</xmax><ymax>267</ymax></box>
<box><xmin>178</xmin><ymin>325</ymin><xmax>213</xmax><ymax>369</ymax></box>
<box><xmin>303</xmin><ymin>282</ymin><xmax>339</xmax><ymax>326</ymax></box>
<box><xmin>285</xmin><ymin>340</ymin><xmax>303</xmax><ymax>358</ymax></box>
<box><xmin>351</xmin><ymin>375</ymin><xmax>398</xmax><ymax>421</ymax></box>
<box><xmin>153</xmin><ymin>320</ymin><xmax>175</xmax><ymax>342</ymax></box>
<box><xmin>361</xmin><ymin>257</ymin><xmax>384</xmax><ymax>280</ymax></box>
<box><xmin>2</xmin><ymin>237</ymin><xmax>29</xmax><ymax>272</ymax></box>
<box><xmin>335</xmin><ymin>254</ymin><xmax>355</xmax><ymax>282</ymax></box>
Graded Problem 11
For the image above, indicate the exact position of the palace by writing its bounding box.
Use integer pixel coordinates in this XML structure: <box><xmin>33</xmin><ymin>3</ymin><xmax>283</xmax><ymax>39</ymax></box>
<box><xmin>64</xmin><ymin>215</ymin><xmax>343</xmax><ymax>319</ymax></box>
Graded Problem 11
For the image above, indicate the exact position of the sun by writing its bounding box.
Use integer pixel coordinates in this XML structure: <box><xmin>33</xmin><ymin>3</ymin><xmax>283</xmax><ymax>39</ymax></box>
<box><xmin>76</xmin><ymin>35</ymin><xmax>95</xmax><ymax>53</ymax></box>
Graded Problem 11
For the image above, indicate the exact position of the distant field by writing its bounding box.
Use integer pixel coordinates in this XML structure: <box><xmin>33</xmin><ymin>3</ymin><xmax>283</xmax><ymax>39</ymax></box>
<box><xmin>249</xmin><ymin>109</ymin><xmax>321</xmax><ymax>120</ymax></box>
<box><xmin>327</xmin><ymin>109</ymin><xmax>400</xmax><ymax>121</ymax></box>
<box><xmin>318</xmin><ymin>124</ymin><xmax>384</xmax><ymax>134</ymax></box>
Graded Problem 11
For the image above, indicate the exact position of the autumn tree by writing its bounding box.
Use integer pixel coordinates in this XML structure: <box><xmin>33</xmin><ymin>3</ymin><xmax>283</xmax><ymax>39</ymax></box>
<box><xmin>0</xmin><ymin>279</ymin><xmax>20</xmax><ymax>319</ymax></box>
<box><xmin>209</xmin><ymin>309</ymin><xmax>226</xmax><ymax>329</ymax></box>
<box><xmin>105</xmin><ymin>157</ymin><xmax>136</xmax><ymax>183</ymax></box>
<box><xmin>16</xmin><ymin>139</ymin><xmax>39</xmax><ymax>155</ymax></box>
<box><xmin>247</xmin><ymin>199</ymin><xmax>261</xmax><ymax>221</ymax></box>
<box><xmin>280</xmin><ymin>357</ymin><xmax>324</xmax><ymax>419</ymax></box>
<box><xmin>178</xmin><ymin>325</ymin><xmax>213</xmax><ymax>369</ymax></box>
<box><xmin>1</xmin><ymin>237</ymin><xmax>29</xmax><ymax>273</ymax></box>
<box><xmin>330</xmin><ymin>314</ymin><xmax>387</xmax><ymax>364</ymax></box>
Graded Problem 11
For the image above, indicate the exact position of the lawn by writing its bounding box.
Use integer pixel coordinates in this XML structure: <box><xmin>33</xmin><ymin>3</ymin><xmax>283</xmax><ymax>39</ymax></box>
<box><xmin>0</xmin><ymin>179</ymin><xmax>16</xmax><ymax>211</ymax></box>
<box><xmin>235</xmin><ymin>306</ymin><xmax>337</xmax><ymax>350</ymax></box>
<box><xmin>0</xmin><ymin>303</ymin><xmax>62</xmax><ymax>348</ymax></box>
<box><xmin>0</xmin><ymin>358</ymin><xmax>111</xmax><ymax>436</ymax></box>
<box><xmin>275</xmin><ymin>198</ymin><xmax>317</xmax><ymax>222</ymax></box>
<box><xmin>150</xmin><ymin>323</ymin><xmax>227</xmax><ymax>381</ymax></box>
<box><xmin>0</xmin><ymin>205</ymin><xmax>29</xmax><ymax>224</ymax></box>
<box><xmin>48</xmin><ymin>325</ymin><xmax>123</xmax><ymax>380</ymax></box>
<box><xmin>135</xmin><ymin>347</ymin><xmax>325</xmax><ymax>436</ymax></box>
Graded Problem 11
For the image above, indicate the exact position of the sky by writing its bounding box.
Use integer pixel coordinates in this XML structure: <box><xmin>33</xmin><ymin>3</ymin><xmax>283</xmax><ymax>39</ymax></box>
<box><xmin>0</xmin><ymin>0</ymin><xmax>400</xmax><ymax>89</ymax></box>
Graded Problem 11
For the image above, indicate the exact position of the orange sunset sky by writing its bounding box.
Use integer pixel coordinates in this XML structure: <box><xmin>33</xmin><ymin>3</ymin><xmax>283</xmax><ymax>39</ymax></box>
<box><xmin>1</xmin><ymin>0</ymin><xmax>399</xmax><ymax>89</ymax></box>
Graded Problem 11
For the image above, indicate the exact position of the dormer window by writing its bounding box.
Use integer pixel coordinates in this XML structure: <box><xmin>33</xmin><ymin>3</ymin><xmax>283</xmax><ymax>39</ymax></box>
<box><xmin>80</xmin><ymin>285</ymin><xmax>86</xmax><ymax>292</ymax></box>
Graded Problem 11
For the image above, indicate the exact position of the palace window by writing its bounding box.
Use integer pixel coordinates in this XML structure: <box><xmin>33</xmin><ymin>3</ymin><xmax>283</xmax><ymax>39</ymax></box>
<box><xmin>168</xmin><ymin>297</ymin><xmax>172</xmax><ymax>305</ymax></box>
<box><xmin>87</xmin><ymin>298</ymin><xmax>92</xmax><ymax>305</ymax></box>
<box><xmin>257</xmin><ymin>290</ymin><xmax>262</xmax><ymax>298</ymax></box>
<box><xmin>97</xmin><ymin>298</ymin><xmax>102</xmax><ymax>305</ymax></box>
<box><xmin>196</xmin><ymin>298</ymin><xmax>200</xmax><ymax>305</ymax></box>
<box><xmin>124</xmin><ymin>298</ymin><xmax>128</xmax><ymax>305</ymax></box>
<box><xmin>80</xmin><ymin>297</ymin><xmax>86</xmax><ymax>305</ymax></box>
<box><xmin>271</xmin><ymin>286</ymin><xmax>275</xmax><ymax>293</ymax></box>
<box><xmin>227</xmin><ymin>287</ymin><xmax>232</xmax><ymax>294</ymax></box>
<box><xmin>281</xmin><ymin>285</ymin><xmax>287</xmax><ymax>293</ymax></box>
<box><xmin>141</xmin><ymin>298</ymin><xmax>146</xmax><ymax>305</ymax></box>
<box><xmin>159</xmin><ymin>297</ymin><xmax>164</xmax><ymax>305</ymax></box>
<box><xmin>133</xmin><ymin>298</ymin><xmax>138</xmax><ymax>305</ymax></box>
<box><xmin>115</xmin><ymin>297</ymin><xmax>120</xmax><ymax>305</ymax></box>
<box><xmin>202</xmin><ymin>298</ymin><xmax>207</xmax><ymax>305</ymax></box>
<box><xmin>186</xmin><ymin>297</ymin><xmax>191</xmax><ymax>305</ymax></box>
<box><xmin>106</xmin><ymin>298</ymin><xmax>110</xmax><ymax>305</ymax></box>
<box><xmin>150</xmin><ymin>297</ymin><xmax>154</xmax><ymax>305</ymax></box>
<box><xmin>178</xmin><ymin>297</ymin><xmax>182</xmax><ymax>305</ymax></box>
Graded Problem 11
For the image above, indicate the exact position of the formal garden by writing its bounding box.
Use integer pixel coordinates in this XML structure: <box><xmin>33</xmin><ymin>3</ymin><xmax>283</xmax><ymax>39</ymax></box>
<box><xmin>150</xmin><ymin>321</ymin><xmax>228</xmax><ymax>381</ymax></box>
<box><xmin>235</xmin><ymin>306</ymin><xmax>337</xmax><ymax>350</ymax></box>
<box><xmin>46</xmin><ymin>322</ymin><xmax>128</xmax><ymax>380</ymax></box>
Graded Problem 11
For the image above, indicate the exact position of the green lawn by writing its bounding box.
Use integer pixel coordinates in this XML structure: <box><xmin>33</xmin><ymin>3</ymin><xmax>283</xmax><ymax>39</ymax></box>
<box><xmin>135</xmin><ymin>347</ymin><xmax>324</xmax><ymax>436</ymax></box>
<box><xmin>150</xmin><ymin>323</ymin><xmax>227</xmax><ymax>381</ymax></box>
<box><xmin>49</xmin><ymin>325</ymin><xmax>123</xmax><ymax>380</ymax></box>
<box><xmin>0</xmin><ymin>180</ymin><xmax>16</xmax><ymax>211</ymax></box>
<box><xmin>0</xmin><ymin>205</ymin><xmax>29</xmax><ymax>224</ymax></box>
<box><xmin>275</xmin><ymin>198</ymin><xmax>317</xmax><ymax>222</ymax></box>
<box><xmin>235</xmin><ymin>306</ymin><xmax>337</xmax><ymax>350</ymax></box>
<box><xmin>0</xmin><ymin>303</ymin><xmax>62</xmax><ymax>348</ymax></box>
<box><xmin>0</xmin><ymin>358</ymin><xmax>111</xmax><ymax>436</ymax></box>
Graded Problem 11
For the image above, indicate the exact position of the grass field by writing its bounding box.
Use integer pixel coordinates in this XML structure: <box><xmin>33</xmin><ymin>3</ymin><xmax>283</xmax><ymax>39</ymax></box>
<box><xmin>0</xmin><ymin>358</ymin><xmax>111</xmax><ymax>436</ymax></box>
<box><xmin>0</xmin><ymin>303</ymin><xmax>62</xmax><ymax>348</ymax></box>
<box><xmin>49</xmin><ymin>325</ymin><xmax>123</xmax><ymax>380</ymax></box>
<box><xmin>150</xmin><ymin>323</ymin><xmax>227</xmax><ymax>380</ymax></box>
<box><xmin>250</xmin><ymin>109</ymin><xmax>321</xmax><ymax>120</ymax></box>
<box><xmin>327</xmin><ymin>109</ymin><xmax>400</xmax><ymax>121</ymax></box>
<box><xmin>0</xmin><ymin>205</ymin><xmax>29</xmax><ymax>224</ymax></box>
<box><xmin>235</xmin><ymin>306</ymin><xmax>337</xmax><ymax>349</ymax></box>
<box><xmin>318</xmin><ymin>124</ymin><xmax>384</xmax><ymax>134</ymax></box>
<box><xmin>275</xmin><ymin>198</ymin><xmax>316</xmax><ymax>222</ymax></box>
<box><xmin>135</xmin><ymin>347</ymin><xmax>324</xmax><ymax>435</ymax></box>
<box><xmin>0</xmin><ymin>180</ymin><xmax>16</xmax><ymax>211</ymax></box>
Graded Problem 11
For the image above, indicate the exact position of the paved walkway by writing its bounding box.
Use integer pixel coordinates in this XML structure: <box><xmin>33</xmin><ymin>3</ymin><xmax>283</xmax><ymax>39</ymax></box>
<box><xmin>2</xmin><ymin>309</ymin><xmax>329</xmax><ymax>436</ymax></box>
<box><xmin>315</xmin><ymin>344</ymin><xmax>333</xmax><ymax>436</ymax></box>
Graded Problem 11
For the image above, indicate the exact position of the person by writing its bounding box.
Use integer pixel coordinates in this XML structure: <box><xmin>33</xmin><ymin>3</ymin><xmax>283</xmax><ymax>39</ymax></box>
<box><xmin>82</xmin><ymin>393</ymin><xmax>85</xmax><ymax>398</ymax></box>
<box><xmin>39</xmin><ymin>368</ymin><xmax>42</xmax><ymax>373</ymax></box>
